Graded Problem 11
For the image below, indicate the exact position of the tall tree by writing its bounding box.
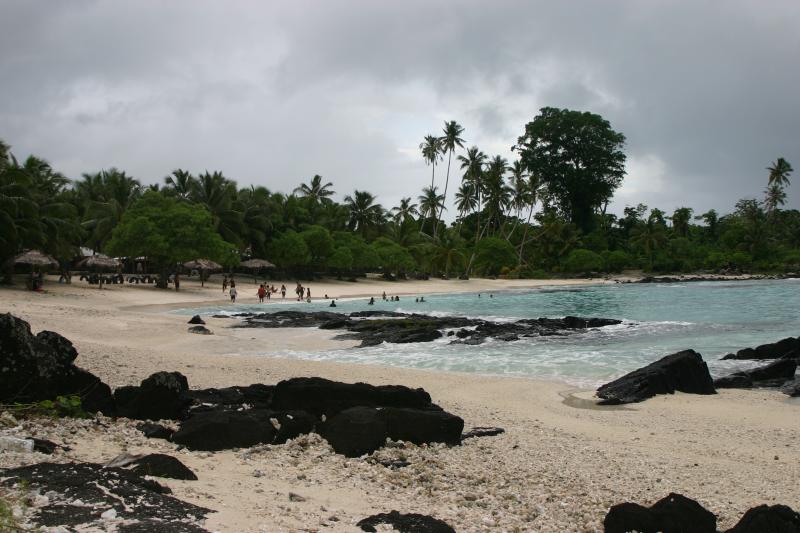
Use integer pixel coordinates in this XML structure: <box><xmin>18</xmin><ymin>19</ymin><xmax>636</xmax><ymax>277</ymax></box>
<box><xmin>670</xmin><ymin>207</ymin><xmax>693</xmax><ymax>238</ymax></box>
<box><xmin>436</xmin><ymin>121</ymin><xmax>465</xmax><ymax>232</ymax></box>
<box><xmin>419</xmin><ymin>134</ymin><xmax>443</xmax><ymax>189</ymax></box>
<box><xmin>767</xmin><ymin>157</ymin><xmax>793</xmax><ymax>188</ymax></box>
<box><xmin>391</xmin><ymin>197</ymin><xmax>419</xmax><ymax>226</ymax></box>
<box><xmin>80</xmin><ymin>168</ymin><xmax>142</xmax><ymax>251</ymax></box>
<box><xmin>516</xmin><ymin>107</ymin><xmax>626</xmax><ymax>234</ymax></box>
<box><xmin>163</xmin><ymin>169</ymin><xmax>196</xmax><ymax>201</ymax></box>
<box><xmin>344</xmin><ymin>190</ymin><xmax>384</xmax><ymax>238</ymax></box>
<box><xmin>417</xmin><ymin>186</ymin><xmax>445</xmax><ymax>237</ymax></box>
<box><xmin>481</xmin><ymin>156</ymin><xmax>512</xmax><ymax>236</ymax></box>
<box><xmin>191</xmin><ymin>171</ymin><xmax>244</xmax><ymax>247</ymax></box>
<box><xmin>294</xmin><ymin>174</ymin><xmax>335</xmax><ymax>204</ymax></box>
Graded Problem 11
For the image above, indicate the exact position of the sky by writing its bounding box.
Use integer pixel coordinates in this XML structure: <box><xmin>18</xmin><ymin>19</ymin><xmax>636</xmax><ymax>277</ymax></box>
<box><xmin>2</xmin><ymin>0</ymin><xmax>799</xmax><ymax>220</ymax></box>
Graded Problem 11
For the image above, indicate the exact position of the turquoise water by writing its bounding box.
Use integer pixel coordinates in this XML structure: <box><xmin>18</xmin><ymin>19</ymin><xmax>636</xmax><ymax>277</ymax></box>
<box><xmin>175</xmin><ymin>279</ymin><xmax>800</xmax><ymax>387</ymax></box>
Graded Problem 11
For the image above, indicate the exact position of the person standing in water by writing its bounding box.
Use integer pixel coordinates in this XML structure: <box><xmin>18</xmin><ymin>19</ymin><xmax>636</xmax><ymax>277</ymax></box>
<box><xmin>281</xmin><ymin>284</ymin><xmax>286</xmax><ymax>299</ymax></box>
<box><xmin>257</xmin><ymin>284</ymin><xmax>267</xmax><ymax>303</ymax></box>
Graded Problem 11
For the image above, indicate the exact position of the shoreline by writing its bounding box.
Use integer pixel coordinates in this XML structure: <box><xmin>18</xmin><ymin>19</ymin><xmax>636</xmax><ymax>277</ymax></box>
<box><xmin>1</xmin><ymin>276</ymin><xmax>799</xmax><ymax>531</ymax></box>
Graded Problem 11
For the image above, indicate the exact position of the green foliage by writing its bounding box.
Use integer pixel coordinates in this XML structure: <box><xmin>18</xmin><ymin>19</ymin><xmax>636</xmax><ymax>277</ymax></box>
<box><xmin>563</xmin><ymin>249</ymin><xmax>603</xmax><ymax>273</ymax></box>
<box><xmin>300</xmin><ymin>225</ymin><xmax>334</xmax><ymax>268</ymax></box>
<box><xmin>2</xmin><ymin>395</ymin><xmax>87</xmax><ymax>418</ymax></box>
<box><xmin>328</xmin><ymin>246</ymin><xmax>354</xmax><ymax>273</ymax></box>
<box><xmin>474</xmin><ymin>237</ymin><xmax>516</xmax><ymax>276</ymax></box>
<box><xmin>271</xmin><ymin>230</ymin><xmax>311</xmax><ymax>270</ymax></box>
<box><xmin>106</xmin><ymin>191</ymin><xmax>235</xmax><ymax>269</ymax></box>
<box><xmin>372</xmin><ymin>237</ymin><xmax>415</xmax><ymax>274</ymax></box>
<box><xmin>602</xmin><ymin>250</ymin><xmax>631</xmax><ymax>273</ymax></box>
<box><xmin>516</xmin><ymin>107</ymin><xmax>626</xmax><ymax>233</ymax></box>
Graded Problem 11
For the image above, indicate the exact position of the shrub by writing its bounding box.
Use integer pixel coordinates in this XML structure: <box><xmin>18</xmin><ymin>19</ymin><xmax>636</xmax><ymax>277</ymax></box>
<box><xmin>563</xmin><ymin>249</ymin><xmax>603</xmax><ymax>273</ymax></box>
<box><xmin>602</xmin><ymin>250</ymin><xmax>631</xmax><ymax>273</ymax></box>
<box><xmin>474</xmin><ymin>237</ymin><xmax>516</xmax><ymax>276</ymax></box>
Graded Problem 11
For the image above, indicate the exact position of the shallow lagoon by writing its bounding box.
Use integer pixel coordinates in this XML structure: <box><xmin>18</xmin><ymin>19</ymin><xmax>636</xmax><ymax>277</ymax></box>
<box><xmin>177</xmin><ymin>278</ymin><xmax>800</xmax><ymax>387</ymax></box>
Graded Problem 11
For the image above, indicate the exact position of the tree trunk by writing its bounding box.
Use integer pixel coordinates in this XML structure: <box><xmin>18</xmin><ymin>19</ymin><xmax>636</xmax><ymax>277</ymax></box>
<box><xmin>157</xmin><ymin>266</ymin><xmax>169</xmax><ymax>289</ymax></box>
<box><xmin>436</xmin><ymin>149</ymin><xmax>453</xmax><ymax>239</ymax></box>
<box><xmin>517</xmin><ymin>204</ymin><xmax>535</xmax><ymax>266</ymax></box>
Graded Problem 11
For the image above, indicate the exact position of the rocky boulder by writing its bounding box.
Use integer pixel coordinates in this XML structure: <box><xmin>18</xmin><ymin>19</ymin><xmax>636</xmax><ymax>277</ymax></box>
<box><xmin>318</xmin><ymin>406</ymin><xmax>388</xmax><ymax>457</ymax></box>
<box><xmin>382</xmin><ymin>407</ymin><xmax>463</xmax><ymax>446</ymax></box>
<box><xmin>722</xmin><ymin>337</ymin><xmax>800</xmax><ymax>360</ymax></box>
<box><xmin>171</xmin><ymin>409</ymin><xmax>278</xmax><ymax>451</ymax></box>
<box><xmin>0</xmin><ymin>313</ymin><xmax>114</xmax><ymax>415</ymax></box>
<box><xmin>115</xmin><ymin>372</ymin><xmax>192</xmax><ymax>421</ymax></box>
<box><xmin>129</xmin><ymin>454</ymin><xmax>198</xmax><ymax>480</ymax></box>
<box><xmin>725</xmin><ymin>504</ymin><xmax>800</xmax><ymax>532</ymax></box>
<box><xmin>714</xmin><ymin>358</ymin><xmax>797</xmax><ymax>389</ymax></box>
<box><xmin>187</xmin><ymin>315</ymin><xmax>205</xmax><ymax>325</ymax></box>
<box><xmin>188</xmin><ymin>325</ymin><xmax>212</xmax><ymax>335</ymax></box>
<box><xmin>781</xmin><ymin>378</ymin><xmax>800</xmax><ymax>397</ymax></box>
<box><xmin>597</xmin><ymin>350</ymin><xmax>716</xmax><ymax>404</ymax></box>
<box><xmin>604</xmin><ymin>492</ymin><xmax>717</xmax><ymax>533</ymax></box>
<box><xmin>271</xmin><ymin>377</ymin><xmax>433</xmax><ymax>417</ymax></box>
<box><xmin>357</xmin><ymin>511</ymin><xmax>456</xmax><ymax>532</ymax></box>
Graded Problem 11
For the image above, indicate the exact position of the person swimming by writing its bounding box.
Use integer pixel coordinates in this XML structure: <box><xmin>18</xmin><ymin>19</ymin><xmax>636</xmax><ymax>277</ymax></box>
<box><xmin>368</xmin><ymin>297</ymin><xmax>375</xmax><ymax>305</ymax></box>
<box><xmin>329</xmin><ymin>300</ymin><xmax>337</xmax><ymax>307</ymax></box>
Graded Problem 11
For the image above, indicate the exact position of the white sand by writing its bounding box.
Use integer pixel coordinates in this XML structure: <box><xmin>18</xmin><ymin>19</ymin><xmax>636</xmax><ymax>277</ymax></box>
<box><xmin>1</xmin><ymin>276</ymin><xmax>798</xmax><ymax>532</ymax></box>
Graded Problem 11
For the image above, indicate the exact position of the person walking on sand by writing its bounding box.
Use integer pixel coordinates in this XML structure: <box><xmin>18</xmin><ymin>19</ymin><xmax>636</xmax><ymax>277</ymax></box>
<box><xmin>281</xmin><ymin>284</ymin><xmax>286</xmax><ymax>298</ymax></box>
<box><xmin>257</xmin><ymin>284</ymin><xmax>267</xmax><ymax>303</ymax></box>
<box><xmin>222</xmin><ymin>276</ymin><xmax>228</xmax><ymax>293</ymax></box>
<box><xmin>306</xmin><ymin>287</ymin><xmax>311</xmax><ymax>300</ymax></box>
<box><xmin>229</xmin><ymin>285</ymin><xmax>238</xmax><ymax>303</ymax></box>
<box><xmin>174</xmin><ymin>273</ymin><xmax>180</xmax><ymax>291</ymax></box>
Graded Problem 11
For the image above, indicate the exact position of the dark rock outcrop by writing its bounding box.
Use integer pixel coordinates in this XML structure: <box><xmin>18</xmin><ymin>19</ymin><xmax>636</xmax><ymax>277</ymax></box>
<box><xmin>188</xmin><ymin>325</ymin><xmax>212</xmax><ymax>335</ymax></box>
<box><xmin>721</xmin><ymin>337</ymin><xmax>800</xmax><ymax>361</ymax></box>
<box><xmin>782</xmin><ymin>378</ymin><xmax>800</xmax><ymax>397</ymax></box>
<box><xmin>271</xmin><ymin>377</ymin><xmax>433</xmax><ymax>417</ymax></box>
<box><xmin>357</xmin><ymin>510</ymin><xmax>456</xmax><ymax>532</ymax></box>
<box><xmin>382</xmin><ymin>407</ymin><xmax>463</xmax><ymax>446</ymax></box>
<box><xmin>136</xmin><ymin>422</ymin><xmax>174</xmax><ymax>440</ymax></box>
<box><xmin>187</xmin><ymin>315</ymin><xmax>205</xmax><ymax>325</ymax></box>
<box><xmin>185</xmin><ymin>384</ymin><xmax>274</xmax><ymax>413</ymax></box>
<box><xmin>236</xmin><ymin>310</ymin><xmax>622</xmax><ymax>347</ymax></box>
<box><xmin>604</xmin><ymin>492</ymin><xmax>717</xmax><ymax>533</ymax></box>
<box><xmin>129</xmin><ymin>454</ymin><xmax>198</xmax><ymax>480</ymax></box>
<box><xmin>115</xmin><ymin>371</ymin><xmax>192</xmax><ymax>421</ymax></box>
<box><xmin>597</xmin><ymin>350</ymin><xmax>716</xmax><ymax>404</ymax></box>
<box><xmin>725</xmin><ymin>504</ymin><xmax>800</xmax><ymax>532</ymax></box>
<box><xmin>318</xmin><ymin>406</ymin><xmax>388</xmax><ymax>457</ymax></box>
<box><xmin>0</xmin><ymin>462</ymin><xmax>210</xmax><ymax>531</ymax></box>
<box><xmin>714</xmin><ymin>358</ymin><xmax>797</xmax><ymax>389</ymax></box>
<box><xmin>0</xmin><ymin>313</ymin><xmax>114</xmax><ymax>415</ymax></box>
<box><xmin>171</xmin><ymin>409</ymin><xmax>277</xmax><ymax>451</ymax></box>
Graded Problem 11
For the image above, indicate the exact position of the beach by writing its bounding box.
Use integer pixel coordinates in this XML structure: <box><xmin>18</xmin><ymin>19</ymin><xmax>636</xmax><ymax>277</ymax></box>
<box><xmin>1</xmin><ymin>276</ymin><xmax>799</xmax><ymax>532</ymax></box>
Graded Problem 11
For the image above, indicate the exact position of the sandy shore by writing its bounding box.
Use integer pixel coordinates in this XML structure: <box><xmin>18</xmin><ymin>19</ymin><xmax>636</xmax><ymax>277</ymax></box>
<box><xmin>1</xmin><ymin>276</ymin><xmax>798</xmax><ymax>532</ymax></box>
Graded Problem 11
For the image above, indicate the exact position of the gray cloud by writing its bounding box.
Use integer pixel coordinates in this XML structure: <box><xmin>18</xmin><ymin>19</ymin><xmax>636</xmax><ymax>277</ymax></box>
<box><xmin>1</xmin><ymin>0</ymin><xmax>798</xmax><ymax>219</ymax></box>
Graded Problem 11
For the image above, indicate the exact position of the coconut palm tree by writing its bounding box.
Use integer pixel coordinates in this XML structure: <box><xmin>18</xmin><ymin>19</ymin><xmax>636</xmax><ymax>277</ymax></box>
<box><xmin>0</xmin><ymin>151</ymin><xmax>42</xmax><ymax>265</ymax></box>
<box><xmin>294</xmin><ymin>174</ymin><xmax>335</xmax><ymax>204</ymax></box>
<box><xmin>344</xmin><ymin>190</ymin><xmax>385</xmax><ymax>238</ymax></box>
<box><xmin>163</xmin><ymin>169</ymin><xmax>196</xmax><ymax>201</ymax></box>
<box><xmin>436</xmin><ymin>121</ymin><xmax>465</xmax><ymax>231</ymax></box>
<box><xmin>430</xmin><ymin>229</ymin><xmax>466</xmax><ymax>277</ymax></box>
<box><xmin>417</xmin><ymin>186</ymin><xmax>445</xmax><ymax>237</ymax></box>
<box><xmin>81</xmin><ymin>168</ymin><xmax>142</xmax><ymax>251</ymax></box>
<box><xmin>191</xmin><ymin>171</ymin><xmax>245</xmax><ymax>247</ymax></box>
<box><xmin>420</xmin><ymin>134</ymin><xmax>443</xmax><ymax>189</ymax></box>
<box><xmin>767</xmin><ymin>157</ymin><xmax>793</xmax><ymax>188</ymax></box>
<box><xmin>481</xmin><ymin>156</ymin><xmax>511</xmax><ymax>237</ymax></box>
<box><xmin>391</xmin><ymin>197</ymin><xmax>419</xmax><ymax>226</ymax></box>
<box><xmin>517</xmin><ymin>171</ymin><xmax>541</xmax><ymax>265</ymax></box>
<box><xmin>454</xmin><ymin>181</ymin><xmax>477</xmax><ymax>233</ymax></box>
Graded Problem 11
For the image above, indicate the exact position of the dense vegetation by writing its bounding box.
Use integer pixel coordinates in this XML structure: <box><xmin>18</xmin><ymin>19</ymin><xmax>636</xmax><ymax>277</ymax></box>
<box><xmin>1</xmin><ymin>107</ymin><xmax>797</xmax><ymax>283</ymax></box>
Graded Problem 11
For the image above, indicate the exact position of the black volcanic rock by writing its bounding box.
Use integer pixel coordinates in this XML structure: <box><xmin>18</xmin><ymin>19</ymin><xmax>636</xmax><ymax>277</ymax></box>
<box><xmin>357</xmin><ymin>511</ymin><xmax>455</xmax><ymax>532</ymax></box>
<box><xmin>187</xmin><ymin>315</ymin><xmax>205</xmax><ymax>325</ymax></box>
<box><xmin>722</xmin><ymin>337</ymin><xmax>800</xmax><ymax>361</ymax></box>
<box><xmin>136</xmin><ymin>422</ymin><xmax>174</xmax><ymax>440</ymax></box>
<box><xmin>234</xmin><ymin>310</ymin><xmax>623</xmax><ymax>347</ymax></box>
<box><xmin>462</xmin><ymin>427</ymin><xmax>505</xmax><ymax>440</ymax></box>
<box><xmin>782</xmin><ymin>378</ymin><xmax>800</xmax><ymax>397</ymax></box>
<box><xmin>0</xmin><ymin>462</ymin><xmax>210</xmax><ymax>530</ymax></box>
<box><xmin>382</xmin><ymin>407</ymin><xmax>463</xmax><ymax>446</ymax></box>
<box><xmin>171</xmin><ymin>409</ymin><xmax>277</xmax><ymax>451</ymax></box>
<box><xmin>188</xmin><ymin>325</ymin><xmax>212</xmax><ymax>335</ymax></box>
<box><xmin>597</xmin><ymin>350</ymin><xmax>716</xmax><ymax>404</ymax></box>
<box><xmin>0</xmin><ymin>313</ymin><xmax>114</xmax><ymax>415</ymax></box>
<box><xmin>714</xmin><ymin>358</ymin><xmax>797</xmax><ymax>389</ymax></box>
<box><xmin>271</xmin><ymin>377</ymin><xmax>433</xmax><ymax>417</ymax></box>
<box><xmin>318</xmin><ymin>406</ymin><xmax>388</xmax><ymax>457</ymax></box>
<box><xmin>604</xmin><ymin>492</ymin><xmax>717</xmax><ymax>533</ymax></box>
<box><xmin>725</xmin><ymin>504</ymin><xmax>800</xmax><ymax>533</ymax></box>
<box><xmin>129</xmin><ymin>454</ymin><xmax>197</xmax><ymax>480</ymax></box>
<box><xmin>115</xmin><ymin>371</ymin><xmax>192</xmax><ymax>421</ymax></box>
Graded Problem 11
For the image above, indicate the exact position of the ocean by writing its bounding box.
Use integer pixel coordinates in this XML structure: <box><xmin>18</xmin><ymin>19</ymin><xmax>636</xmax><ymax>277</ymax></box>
<box><xmin>175</xmin><ymin>278</ymin><xmax>800</xmax><ymax>388</ymax></box>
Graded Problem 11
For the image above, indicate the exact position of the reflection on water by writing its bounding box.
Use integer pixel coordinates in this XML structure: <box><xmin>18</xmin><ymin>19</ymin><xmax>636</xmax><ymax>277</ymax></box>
<box><xmin>174</xmin><ymin>279</ymin><xmax>800</xmax><ymax>387</ymax></box>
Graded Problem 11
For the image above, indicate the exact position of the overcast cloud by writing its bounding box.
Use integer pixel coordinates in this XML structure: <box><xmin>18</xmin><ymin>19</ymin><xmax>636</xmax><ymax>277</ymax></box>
<box><xmin>2</xmin><ymin>0</ymin><xmax>799</xmax><ymax>219</ymax></box>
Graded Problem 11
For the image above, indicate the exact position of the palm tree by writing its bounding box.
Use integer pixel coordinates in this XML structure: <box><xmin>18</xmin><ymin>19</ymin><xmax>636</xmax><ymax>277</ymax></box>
<box><xmin>436</xmin><ymin>121</ymin><xmax>465</xmax><ymax>232</ymax></box>
<box><xmin>81</xmin><ymin>168</ymin><xmax>142</xmax><ymax>250</ymax></box>
<box><xmin>191</xmin><ymin>171</ymin><xmax>245</xmax><ymax>247</ymax></box>
<box><xmin>457</xmin><ymin>146</ymin><xmax>487</xmax><ymax>276</ymax></box>
<box><xmin>669</xmin><ymin>207</ymin><xmax>693</xmax><ymax>238</ymax></box>
<box><xmin>344</xmin><ymin>190</ymin><xmax>385</xmax><ymax>238</ymax></box>
<box><xmin>294</xmin><ymin>174</ymin><xmax>335</xmax><ymax>204</ymax></box>
<box><xmin>419</xmin><ymin>134</ymin><xmax>442</xmax><ymax>189</ymax></box>
<box><xmin>764</xmin><ymin>183</ymin><xmax>787</xmax><ymax>215</ymax></box>
<box><xmin>517</xmin><ymin>170</ymin><xmax>541</xmax><ymax>266</ymax></box>
<box><xmin>417</xmin><ymin>186</ymin><xmax>445</xmax><ymax>237</ymax></box>
<box><xmin>391</xmin><ymin>197</ymin><xmax>419</xmax><ymax>226</ymax></box>
<box><xmin>454</xmin><ymin>181</ymin><xmax>477</xmax><ymax>233</ymax></box>
<box><xmin>236</xmin><ymin>185</ymin><xmax>273</xmax><ymax>256</ymax></box>
<box><xmin>481</xmin><ymin>156</ymin><xmax>511</xmax><ymax>237</ymax></box>
<box><xmin>430</xmin><ymin>229</ymin><xmax>466</xmax><ymax>277</ymax></box>
<box><xmin>0</xmin><ymin>152</ymin><xmax>43</xmax><ymax>265</ymax></box>
<box><xmin>163</xmin><ymin>169</ymin><xmax>196</xmax><ymax>201</ymax></box>
<box><xmin>767</xmin><ymin>157</ymin><xmax>793</xmax><ymax>188</ymax></box>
